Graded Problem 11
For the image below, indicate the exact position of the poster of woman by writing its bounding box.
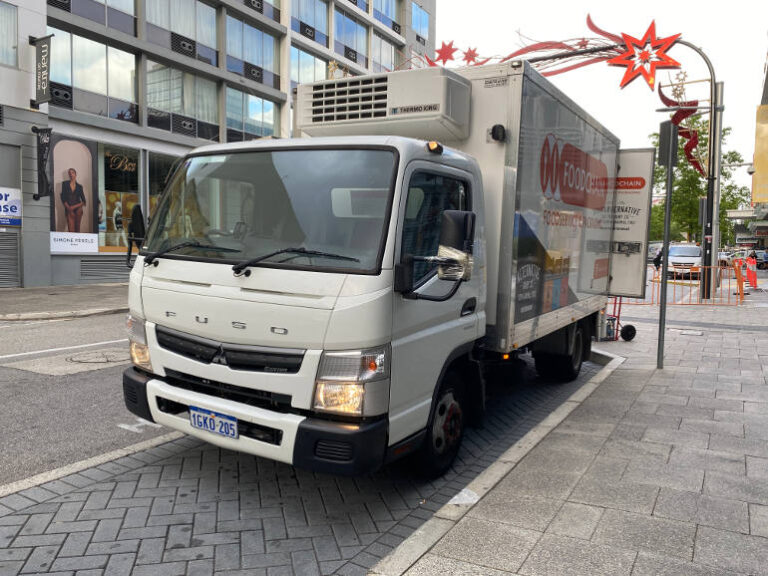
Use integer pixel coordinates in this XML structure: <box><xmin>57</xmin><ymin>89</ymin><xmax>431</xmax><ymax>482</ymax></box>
<box><xmin>50</xmin><ymin>137</ymin><xmax>98</xmax><ymax>253</ymax></box>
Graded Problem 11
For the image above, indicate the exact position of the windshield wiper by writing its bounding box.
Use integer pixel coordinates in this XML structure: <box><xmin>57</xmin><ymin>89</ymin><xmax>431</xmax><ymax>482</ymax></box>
<box><xmin>232</xmin><ymin>247</ymin><xmax>360</xmax><ymax>275</ymax></box>
<box><xmin>144</xmin><ymin>240</ymin><xmax>239</xmax><ymax>266</ymax></box>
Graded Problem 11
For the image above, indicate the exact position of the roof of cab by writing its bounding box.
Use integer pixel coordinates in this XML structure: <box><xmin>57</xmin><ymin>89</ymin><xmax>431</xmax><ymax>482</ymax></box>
<box><xmin>189</xmin><ymin>135</ymin><xmax>479</xmax><ymax>176</ymax></box>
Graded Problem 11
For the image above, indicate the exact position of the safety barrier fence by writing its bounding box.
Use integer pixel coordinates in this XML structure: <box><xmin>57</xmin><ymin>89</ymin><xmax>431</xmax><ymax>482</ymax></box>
<box><xmin>620</xmin><ymin>264</ymin><xmax>744</xmax><ymax>306</ymax></box>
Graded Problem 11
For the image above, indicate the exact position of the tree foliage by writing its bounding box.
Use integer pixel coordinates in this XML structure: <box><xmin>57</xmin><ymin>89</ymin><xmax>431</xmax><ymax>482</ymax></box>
<box><xmin>650</xmin><ymin>115</ymin><xmax>751</xmax><ymax>246</ymax></box>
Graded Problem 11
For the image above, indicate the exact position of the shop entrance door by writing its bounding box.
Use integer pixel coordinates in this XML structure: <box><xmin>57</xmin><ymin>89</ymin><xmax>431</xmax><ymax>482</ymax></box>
<box><xmin>0</xmin><ymin>143</ymin><xmax>21</xmax><ymax>287</ymax></box>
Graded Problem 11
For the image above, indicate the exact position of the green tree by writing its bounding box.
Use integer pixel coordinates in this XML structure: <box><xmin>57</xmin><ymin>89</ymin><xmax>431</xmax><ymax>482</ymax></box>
<box><xmin>648</xmin><ymin>202</ymin><xmax>684</xmax><ymax>242</ymax></box>
<box><xmin>651</xmin><ymin>116</ymin><xmax>750</xmax><ymax>246</ymax></box>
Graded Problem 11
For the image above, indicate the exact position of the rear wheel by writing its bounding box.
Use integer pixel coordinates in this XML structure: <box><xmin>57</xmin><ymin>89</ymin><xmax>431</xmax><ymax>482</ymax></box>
<box><xmin>418</xmin><ymin>372</ymin><xmax>465</xmax><ymax>478</ymax></box>
<box><xmin>534</xmin><ymin>322</ymin><xmax>585</xmax><ymax>382</ymax></box>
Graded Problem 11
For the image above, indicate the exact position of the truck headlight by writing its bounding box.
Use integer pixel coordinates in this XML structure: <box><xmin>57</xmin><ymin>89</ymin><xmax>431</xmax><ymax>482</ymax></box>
<box><xmin>126</xmin><ymin>313</ymin><xmax>153</xmax><ymax>372</ymax></box>
<box><xmin>313</xmin><ymin>345</ymin><xmax>390</xmax><ymax>416</ymax></box>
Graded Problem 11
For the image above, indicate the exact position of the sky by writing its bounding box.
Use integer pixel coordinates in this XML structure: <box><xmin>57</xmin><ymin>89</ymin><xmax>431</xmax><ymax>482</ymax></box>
<box><xmin>435</xmin><ymin>0</ymin><xmax>768</xmax><ymax>190</ymax></box>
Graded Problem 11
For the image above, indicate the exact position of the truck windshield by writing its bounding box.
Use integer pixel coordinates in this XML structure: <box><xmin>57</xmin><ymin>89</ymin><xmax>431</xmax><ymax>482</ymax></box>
<box><xmin>143</xmin><ymin>148</ymin><xmax>397</xmax><ymax>273</ymax></box>
<box><xmin>668</xmin><ymin>246</ymin><xmax>701</xmax><ymax>257</ymax></box>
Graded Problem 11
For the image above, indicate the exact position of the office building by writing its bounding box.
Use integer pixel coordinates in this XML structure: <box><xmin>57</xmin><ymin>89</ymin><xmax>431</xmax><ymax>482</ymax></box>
<box><xmin>0</xmin><ymin>0</ymin><xmax>436</xmax><ymax>286</ymax></box>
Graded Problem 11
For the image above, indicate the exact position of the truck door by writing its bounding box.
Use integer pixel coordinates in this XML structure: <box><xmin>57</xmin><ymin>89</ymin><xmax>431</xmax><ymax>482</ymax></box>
<box><xmin>389</xmin><ymin>164</ymin><xmax>483</xmax><ymax>445</ymax></box>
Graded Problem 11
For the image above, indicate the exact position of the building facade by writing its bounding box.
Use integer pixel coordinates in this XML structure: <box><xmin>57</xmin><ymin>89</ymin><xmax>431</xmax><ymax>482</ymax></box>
<box><xmin>0</xmin><ymin>0</ymin><xmax>435</xmax><ymax>287</ymax></box>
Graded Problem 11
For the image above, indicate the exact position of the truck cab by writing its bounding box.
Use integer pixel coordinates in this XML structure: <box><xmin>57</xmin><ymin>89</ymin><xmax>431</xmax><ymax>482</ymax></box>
<box><xmin>123</xmin><ymin>136</ymin><xmax>485</xmax><ymax>476</ymax></box>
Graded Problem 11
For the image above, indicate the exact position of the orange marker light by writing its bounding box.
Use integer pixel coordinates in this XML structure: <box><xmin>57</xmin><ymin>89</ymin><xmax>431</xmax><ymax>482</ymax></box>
<box><xmin>368</xmin><ymin>360</ymin><xmax>378</xmax><ymax>372</ymax></box>
<box><xmin>427</xmin><ymin>141</ymin><xmax>444</xmax><ymax>154</ymax></box>
<box><xmin>502</xmin><ymin>354</ymin><xmax>510</xmax><ymax>361</ymax></box>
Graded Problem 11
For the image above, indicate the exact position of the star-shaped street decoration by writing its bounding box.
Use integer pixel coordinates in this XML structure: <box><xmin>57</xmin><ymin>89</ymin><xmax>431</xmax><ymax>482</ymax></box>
<box><xmin>435</xmin><ymin>40</ymin><xmax>459</xmax><ymax>66</ymax></box>
<box><xmin>607</xmin><ymin>21</ymin><xmax>681</xmax><ymax>90</ymax></box>
<box><xmin>463</xmin><ymin>47</ymin><xmax>479</xmax><ymax>65</ymax></box>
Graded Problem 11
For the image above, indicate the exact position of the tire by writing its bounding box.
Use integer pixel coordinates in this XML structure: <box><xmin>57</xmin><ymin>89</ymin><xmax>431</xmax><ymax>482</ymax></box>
<box><xmin>418</xmin><ymin>372</ymin><xmax>465</xmax><ymax>478</ymax></box>
<box><xmin>620</xmin><ymin>324</ymin><xmax>637</xmax><ymax>341</ymax></box>
<box><xmin>534</xmin><ymin>323</ymin><xmax>585</xmax><ymax>382</ymax></box>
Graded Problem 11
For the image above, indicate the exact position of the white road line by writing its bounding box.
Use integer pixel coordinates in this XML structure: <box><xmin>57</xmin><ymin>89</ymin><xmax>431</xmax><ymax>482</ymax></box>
<box><xmin>0</xmin><ymin>339</ymin><xmax>128</xmax><ymax>361</ymax></box>
<box><xmin>0</xmin><ymin>431</ymin><xmax>183</xmax><ymax>499</ymax></box>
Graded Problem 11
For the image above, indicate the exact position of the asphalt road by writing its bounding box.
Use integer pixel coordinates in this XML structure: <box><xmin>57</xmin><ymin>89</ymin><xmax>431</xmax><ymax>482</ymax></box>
<box><xmin>0</xmin><ymin>313</ymin><xmax>167</xmax><ymax>486</ymax></box>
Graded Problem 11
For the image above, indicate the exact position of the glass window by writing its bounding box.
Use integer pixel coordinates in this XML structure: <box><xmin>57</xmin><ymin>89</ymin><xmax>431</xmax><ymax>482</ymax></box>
<box><xmin>99</xmin><ymin>144</ymin><xmax>139</xmax><ymax>251</ymax></box>
<box><xmin>144</xmin><ymin>149</ymin><xmax>397</xmax><ymax>274</ymax></box>
<box><xmin>107</xmin><ymin>0</ymin><xmax>134</xmax><ymax>15</ymax></box>
<box><xmin>294</xmin><ymin>0</ymin><xmax>327</xmax><ymax>31</ymax></box>
<box><xmin>243</xmin><ymin>23</ymin><xmax>262</xmax><ymax>66</ymax></box>
<box><xmin>73</xmin><ymin>35</ymin><xmax>107</xmax><ymax>94</ymax></box>
<box><xmin>402</xmin><ymin>172</ymin><xmax>469</xmax><ymax>280</ymax></box>
<box><xmin>146</xmin><ymin>0</ymin><xmax>170</xmax><ymax>28</ymax></box>
<box><xmin>335</xmin><ymin>9</ymin><xmax>367</xmax><ymax>57</ymax></box>
<box><xmin>48</xmin><ymin>26</ymin><xmax>72</xmax><ymax>85</ymax></box>
<box><xmin>226</xmin><ymin>87</ymin><xmax>244</xmax><ymax>130</ymax></box>
<box><xmin>411</xmin><ymin>3</ymin><xmax>428</xmax><ymax>39</ymax></box>
<box><xmin>107</xmin><ymin>47</ymin><xmax>136</xmax><ymax>102</ymax></box>
<box><xmin>263</xmin><ymin>100</ymin><xmax>275</xmax><ymax>136</ymax></box>
<box><xmin>262</xmin><ymin>31</ymin><xmax>276</xmax><ymax>72</ymax></box>
<box><xmin>290</xmin><ymin>46</ymin><xmax>299</xmax><ymax>84</ymax></box>
<box><xmin>299</xmin><ymin>48</ymin><xmax>315</xmax><ymax>83</ymax></box>
<box><xmin>196</xmin><ymin>77</ymin><xmax>218</xmax><ymax>124</ymax></box>
<box><xmin>148</xmin><ymin>152</ymin><xmax>179</xmax><ymax>218</ymax></box>
<box><xmin>314</xmin><ymin>0</ymin><xmax>327</xmax><ymax>34</ymax></box>
<box><xmin>226</xmin><ymin>16</ymin><xmax>242</xmax><ymax>57</ymax></box>
<box><xmin>147</xmin><ymin>60</ymin><xmax>171</xmax><ymax>111</ymax></box>
<box><xmin>372</xmin><ymin>32</ymin><xmax>395</xmax><ymax>72</ymax></box>
<box><xmin>0</xmin><ymin>0</ymin><xmax>16</xmax><ymax>67</ymax></box>
<box><xmin>374</xmin><ymin>0</ymin><xmax>396</xmax><ymax>20</ymax></box>
<box><xmin>170</xmin><ymin>0</ymin><xmax>195</xmax><ymax>37</ymax></box>
<box><xmin>245</xmin><ymin>95</ymin><xmax>263</xmax><ymax>135</ymax></box>
<box><xmin>197</xmin><ymin>2</ymin><xmax>216</xmax><ymax>48</ymax></box>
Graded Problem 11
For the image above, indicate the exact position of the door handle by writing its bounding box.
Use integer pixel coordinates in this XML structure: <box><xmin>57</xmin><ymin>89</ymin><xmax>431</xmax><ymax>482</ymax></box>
<box><xmin>460</xmin><ymin>298</ymin><xmax>476</xmax><ymax>317</ymax></box>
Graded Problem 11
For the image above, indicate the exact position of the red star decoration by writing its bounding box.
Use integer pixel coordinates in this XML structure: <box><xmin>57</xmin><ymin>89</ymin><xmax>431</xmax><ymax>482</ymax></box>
<box><xmin>607</xmin><ymin>21</ymin><xmax>681</xmax><ymax>90</ymax></box>
<box><xmin>462</xmin><ymin>47</ymin><xmax>479</xmax><ymax>65</ymax></box>
<box><xmin>435</xmin><ymin>40</ymin><xmax>458</xmax><ymax>66</ymax></box>
<box><xmin>576</xmin><ymin>38</ymin><xmax>590</xmax><ymax>50</ymax></box>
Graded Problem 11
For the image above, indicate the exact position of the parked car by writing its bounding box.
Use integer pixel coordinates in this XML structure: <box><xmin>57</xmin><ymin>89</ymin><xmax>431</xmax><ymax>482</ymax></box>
<box><xmin>648</xmin><ymin>241</ymin><xmax>663</xmax><ymax>263</ymax></box>
<box><xmin>718</xmin><ymin>251</ymin><xmax>733</xmax><ymax>267</ymax></box>
<box><xmin>756</xmin><ymin>250</ymin><xmax>767</xmax><ymax>270</ymax></box>
<box><xmin>667</xmin><ymin>243</ymin><xmax>702</xmax><ymax>278</ymax></box>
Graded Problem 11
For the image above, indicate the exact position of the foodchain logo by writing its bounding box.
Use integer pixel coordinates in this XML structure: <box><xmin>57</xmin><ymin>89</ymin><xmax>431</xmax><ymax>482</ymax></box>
<box><xmin>540</xmin><ymin>134</ymin><xmax>609</xmax><ymax>211</ymax></box>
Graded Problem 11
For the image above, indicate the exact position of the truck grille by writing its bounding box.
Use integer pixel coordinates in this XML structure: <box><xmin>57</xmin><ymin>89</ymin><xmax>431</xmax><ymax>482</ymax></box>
<box><xmin>164</xmin><ymin>369</ymin><xmax>292</xmax><ymax>412</ymax></box>
<box><xmin>311</xmin><ymin>75</ymin><xmax>388</xmax><ymax>123</ymax></box>
<box><xmin>156</xmin><ymin>326</ymin><xmax>305</xmax><ymax>373</ymax></box>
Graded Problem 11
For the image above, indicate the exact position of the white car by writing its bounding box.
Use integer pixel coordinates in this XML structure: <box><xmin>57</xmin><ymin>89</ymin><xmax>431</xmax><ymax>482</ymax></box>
<box><xmin>667</xmin><ymin>244</ymin><xmax>702</xmax><ymax>278</ymax></box>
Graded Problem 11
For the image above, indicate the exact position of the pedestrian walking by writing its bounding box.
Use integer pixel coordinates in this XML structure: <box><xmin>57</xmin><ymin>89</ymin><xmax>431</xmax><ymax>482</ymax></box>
<box><xmin>653</xmin><ymin>247</ymin><xmax>663</xmax><ymax>271</ymax></box>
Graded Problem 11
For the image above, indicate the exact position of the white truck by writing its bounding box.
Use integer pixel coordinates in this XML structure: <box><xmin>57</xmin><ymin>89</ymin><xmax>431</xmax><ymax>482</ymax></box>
<box><xmin>123</xmin><ymin>61</ymin><xmax>620</xmax><ymax>476</ymax></box>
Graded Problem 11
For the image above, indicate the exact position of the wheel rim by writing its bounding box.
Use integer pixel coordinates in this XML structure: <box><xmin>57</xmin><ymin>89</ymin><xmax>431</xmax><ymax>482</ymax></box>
<box><xmin>431</xmin><ymin>391</ymin><xmax>463</xmax><ymax>455</ymax></box>
<box><xmin>571</xmin><ymin>329</ymin><xmax>583</xmax><ymax>371</ymax></box>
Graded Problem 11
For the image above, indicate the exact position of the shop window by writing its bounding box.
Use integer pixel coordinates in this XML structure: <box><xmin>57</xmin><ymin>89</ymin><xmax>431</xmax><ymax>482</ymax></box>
<box><xmin>334</xmin><ymin>8</ymin><xmax>368</xmax><ymax>67</ymax></box>
<box><xmin>146</xmin><ymin>0</ymin><xmax>218</xmax><ymax>66</ymax></box>
<box><xmin>148</xmin><ymin>152</ymin><xmax>179</xmax><ymax>218</ymax></box>
<box><xmin>226</xmin><ymin>87</ymin><xmax>277</xmax><ymax>142</ymax></box>
<box><xmin>291</xmin><ymin>0</ymin><xmax>328</xmax><ymax>48</ymax></box>
<box><xmin>226</xmin><ymin>16</ymin><xmax>280</xmax><ymax>89</ymax></box>
<box><xmin>48</xmin><ymin>26</ymin><xmax>138</xmax><ymax>123</ymax></box>
<box><xmin>98</xmin><ymin>144</ymin><xmax>139</xmax><ymax>252</ymax></box>
<box><xmin>0</xmin><ymin>1</ymin><xmax>17</xmax><ymax>67</ymax></box>
<box><xmin>146</xmin><ymin>60</ymin><xmax>219</xmax><ymax>141</ymax></box>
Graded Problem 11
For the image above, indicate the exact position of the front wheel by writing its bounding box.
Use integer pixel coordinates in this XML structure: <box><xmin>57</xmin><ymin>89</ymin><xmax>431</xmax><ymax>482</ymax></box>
<box><xmin>418</xmin><ymin>372</ymin><xmax>465</xmax><ymax>478</ymax></box>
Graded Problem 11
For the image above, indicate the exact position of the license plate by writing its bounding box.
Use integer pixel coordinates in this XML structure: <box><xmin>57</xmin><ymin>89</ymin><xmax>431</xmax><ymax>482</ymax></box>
<box><xmin>189</xmin><ymin>406</ymin><xmax>238</xmax><ymax>439</ymax></box>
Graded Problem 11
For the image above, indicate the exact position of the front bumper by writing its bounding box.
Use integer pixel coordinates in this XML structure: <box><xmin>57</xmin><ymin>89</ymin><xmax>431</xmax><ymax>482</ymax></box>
<box><xmin>122</xmin><ymin>367</ymin><xmax>388</xmax><ymax>475</ymax></box>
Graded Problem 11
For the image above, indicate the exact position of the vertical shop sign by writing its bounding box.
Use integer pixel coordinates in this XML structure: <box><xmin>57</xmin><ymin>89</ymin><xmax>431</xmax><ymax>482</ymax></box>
<box><xmin>32</xmin><ymin>127</ymin><xmax>53</xmax><ymax>200</ymax></box>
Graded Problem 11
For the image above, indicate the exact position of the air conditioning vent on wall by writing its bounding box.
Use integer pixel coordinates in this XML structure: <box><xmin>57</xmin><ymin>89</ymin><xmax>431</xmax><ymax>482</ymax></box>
<box><xmin>172</xmin><ymin>114</ymin><xmax>197</xmax><ymax>137</ymax></box>
<box><xmin>47</xmin><ymin>0</ymin><xmax>71</xmax><ymax>11</ymax></box>
<box><xmin>171</xmin><ymin>33</ymin><xmax>196</xmax><ymax>57</ymax></box>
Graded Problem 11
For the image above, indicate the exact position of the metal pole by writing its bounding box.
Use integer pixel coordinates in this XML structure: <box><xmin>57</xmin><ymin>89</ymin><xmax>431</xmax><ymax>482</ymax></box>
<box><xmin>657</xmin><ymin>157</ymin><xmax>675</xmax><ymax>370</ymax></box>
<box><xmin>676</xmin><ymin>40</ymin><xmax>719</xmax><ymax>301</ymax></box>
<box><xmin>710</xmin><ymin>82</ymin><xmax>725</xmax><ymax>272</ymax></box>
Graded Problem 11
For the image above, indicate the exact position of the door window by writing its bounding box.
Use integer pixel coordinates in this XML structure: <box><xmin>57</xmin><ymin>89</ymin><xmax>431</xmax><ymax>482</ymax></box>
<box><xmin>401</xmin><ymin>171</ymin><xmax>469</xmax><ymax>282</ymax></box>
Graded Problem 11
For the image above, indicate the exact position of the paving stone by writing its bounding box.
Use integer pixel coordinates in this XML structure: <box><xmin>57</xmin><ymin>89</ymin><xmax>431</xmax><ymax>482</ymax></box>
<box><xmin>131</xmin><ymin>561</ymin><xmax>187</xmax><ymax>576</ymax></box>
<box><xmin>694</xmin><ymin>526</ymin><xmax>768</xmax><ymax>574</ymax></box>
<box><xmin>704</xmin><ymin>471</ymin><xmax>768</xmax><ymax>505</ymax></box>
<box><xmin>546</xmin><ymin>502</ymin><xmax>603</xmax><ymax>540</ymax></box>
<box><xmin>494</xmin><ymin>466</ymin><xmax>581</xmax><ymax>501</ymax></box>
<box><xmin>632</xmin><ymin>551</ymin><xmax>742</xmax><ymax>575</ymax></box>
<box><xmin>623</xmin><ymin>460</ymin><xmax>705</xmax><ymax>492</ymax></box>
<box><xmin>431</xmin><ymin>517</ymin><xmax>541</xmax><ymax>573</ymax></box>
<box><xmin>592</xmin><ymin>509</ymin><xmax>695</xmax><ymax>560</ymax></box>
<box><xmin>668</xmin><ymin>448</ymin><xmax>746</xmax><ymax>475</ymax></box>
<box><xmin>750</xmin><ymin>504</ymin><xmax>768</xmax><ymax>537</ymax></box>
<box><xmin>642</xmin><ymin>428</ymin><xmax>710</xmax><ymax>449</ymax></box>
<box><xmin>569</xmin><ymin>476</ymin><xmax>658</xmax><ymax>515</ymax></box>
<box><xmin>103</xmin><ymin>552</ymin><xmax>135</xmax><ymax>576</ymax></box>
<box><xmin>467</xmin><ymin>493</ymin><xmax>561</xmax><ymax>532</ymax></box>
<box><xmin>49</xmin><ymin>554</ymin><xmax>108</xmax><ymax>572</ymax></box>
<box><xmin>519</xmin><ymin>533</ymin><xmax>636</xmax><ymax>576</ymax></box>
<box><xmin>20</xmin><ymin>545</ymin><xmax>59</xmax><ymax>573</ymax></box>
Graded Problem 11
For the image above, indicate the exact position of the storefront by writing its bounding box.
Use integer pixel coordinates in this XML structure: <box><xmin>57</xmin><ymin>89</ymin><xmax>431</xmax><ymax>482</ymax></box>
<box><xmin>45</xmin><ymin>120</ymin><xmax>189</xmax><ymax>284</ymax></box>
<box><xmin>0</xmin><ymin>142</ymin><xmax>22</xmax><ymax>287</ymax></box>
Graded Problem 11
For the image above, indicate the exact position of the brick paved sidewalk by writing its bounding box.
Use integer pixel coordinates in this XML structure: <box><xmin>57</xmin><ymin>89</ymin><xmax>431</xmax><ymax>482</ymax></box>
<box><xmin>376</xmin><ymin>287</ymin><xmax>768</xmax><ymax>575</ymax></box>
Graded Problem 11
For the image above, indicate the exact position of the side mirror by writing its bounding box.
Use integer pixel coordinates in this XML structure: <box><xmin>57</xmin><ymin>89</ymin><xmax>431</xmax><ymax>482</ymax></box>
<box><xmin>126</xmin><ymin>204</ymin><xmax>146</xmax><ymax>268</ymax></box>
<box><xmin>437</xmin><ymin>210</ymin><xmax>475</xmax><ymax>281</ymax></box>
